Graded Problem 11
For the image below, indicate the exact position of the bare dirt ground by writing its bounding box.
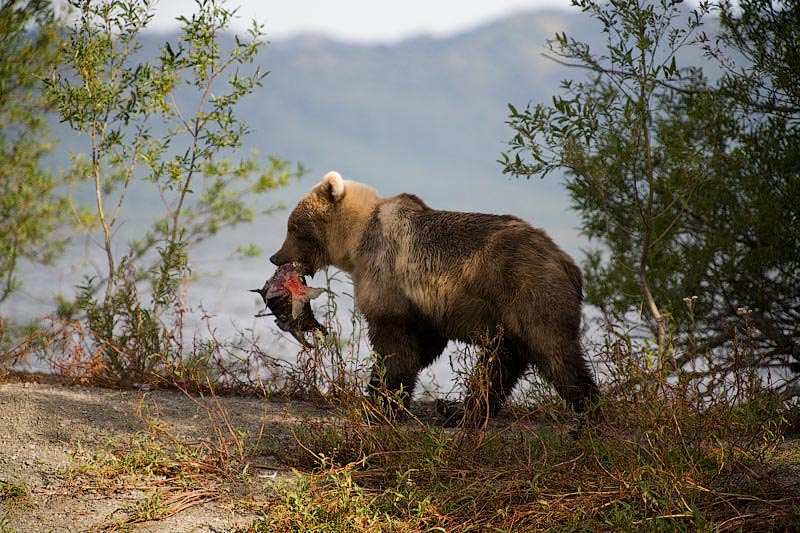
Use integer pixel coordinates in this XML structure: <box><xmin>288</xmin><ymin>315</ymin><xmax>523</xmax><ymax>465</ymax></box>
<box><xmin>0</xmin><ymin>374</ymin><xmax>338</xmax><ymax>532</ymax></box>
<box><xmin>2</xmin><ymin>374</ymin><xmax>799</xmax><ymax>532</ymax></box>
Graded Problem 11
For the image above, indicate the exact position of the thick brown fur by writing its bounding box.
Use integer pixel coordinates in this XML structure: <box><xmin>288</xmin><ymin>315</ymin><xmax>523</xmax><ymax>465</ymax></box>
<box><xmin>271</xmin><ymin>171</ymin><xmax>598</xmax><ymax>423</ymax></box>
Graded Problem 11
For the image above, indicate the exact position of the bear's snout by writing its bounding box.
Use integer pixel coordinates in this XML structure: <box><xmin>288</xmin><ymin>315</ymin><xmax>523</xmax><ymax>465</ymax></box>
<box><xmin>270</xmin><ymin>244</ymin><xmax>297</xmax><ymax>267</ymax></box>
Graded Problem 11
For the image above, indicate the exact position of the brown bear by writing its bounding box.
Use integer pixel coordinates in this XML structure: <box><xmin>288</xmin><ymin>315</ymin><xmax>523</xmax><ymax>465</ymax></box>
<box><xmin>270</xmin><ymin>171</ymin><xmax>598</xmax><ymax>424</ymax></box>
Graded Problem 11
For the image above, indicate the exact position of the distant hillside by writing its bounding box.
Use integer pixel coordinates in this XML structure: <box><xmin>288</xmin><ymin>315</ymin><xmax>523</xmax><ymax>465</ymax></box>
<box><xmin>251</xmin><ymin>11</ymin><xmax>569</xmax><ymax>187</ymax></box>
<box><xmin>240</xmin><ymin>10</ymin><xmax>587</xmax><ymax>206</ymax></box>
<box><xmin>49</xmin><ymin>9</ymin><xmax>586</xmax><ymax>217</ymax></box>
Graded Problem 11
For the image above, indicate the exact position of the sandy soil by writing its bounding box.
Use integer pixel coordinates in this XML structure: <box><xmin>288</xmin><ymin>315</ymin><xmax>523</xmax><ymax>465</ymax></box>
<box><xmin>0</xmin><ymin>376</ymin><xmax>335</xmax><ymax>532</ymax></box>
<box><xmin>2</xmin><ymin>375</ymin><xmax>799</xmax><ymax>532</ymax></box>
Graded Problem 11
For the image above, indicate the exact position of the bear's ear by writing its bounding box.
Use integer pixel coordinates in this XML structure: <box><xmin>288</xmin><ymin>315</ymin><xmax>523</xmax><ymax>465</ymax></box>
<box><xmin>320</xmin><ymin>171</ymin><xmax>345</xmax><ymax>203</ymax></box>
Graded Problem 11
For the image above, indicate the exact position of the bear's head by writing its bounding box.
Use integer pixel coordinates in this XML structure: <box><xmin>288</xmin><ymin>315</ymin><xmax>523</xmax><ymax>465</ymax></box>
<box><xmin>270</xmin><ymin>171</ymin><xmax>380</xmax><ymax>274</ymax></box>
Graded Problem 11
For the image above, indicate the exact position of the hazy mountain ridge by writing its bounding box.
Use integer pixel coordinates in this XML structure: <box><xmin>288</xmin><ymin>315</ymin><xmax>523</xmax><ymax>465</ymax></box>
<box><xmin>251</xmin><ymin>10</ymin><xmax>578</xmax><ymax>200</ymax></box>
<box><xmin>47</xmin><ymin>9</ymin><xmax>587</xmax><ymax>239</ymax></box>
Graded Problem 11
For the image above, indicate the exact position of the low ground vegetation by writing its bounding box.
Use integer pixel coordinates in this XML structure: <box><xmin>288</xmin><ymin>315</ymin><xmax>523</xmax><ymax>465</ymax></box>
<box><xmin>2</xmin><ymin>314</ymin><xmax>799</xmax><ymax>531</ymax></box>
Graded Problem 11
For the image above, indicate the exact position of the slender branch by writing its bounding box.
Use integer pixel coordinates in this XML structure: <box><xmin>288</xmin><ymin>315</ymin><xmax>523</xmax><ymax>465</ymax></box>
<box><xmin>0</xmin><ymin>235</ymin><xmax>18</xmax><ymax>303</ymax></box>
<box><xmin>541</xmin><ymin>52</ymin><xmax>707</xmax><ymax>97</ymax></box>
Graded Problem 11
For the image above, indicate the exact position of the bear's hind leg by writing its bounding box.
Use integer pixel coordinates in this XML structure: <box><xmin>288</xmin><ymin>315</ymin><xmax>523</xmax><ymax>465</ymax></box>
<box><xmin>462</xmin><ymin>338</ymin><xmax>529</xmax><ymax>427</ymax></box>
<box><xmin>532</xmin><ymin>337</ymin><xmax>599</xmax><ymax>417</ymax></box>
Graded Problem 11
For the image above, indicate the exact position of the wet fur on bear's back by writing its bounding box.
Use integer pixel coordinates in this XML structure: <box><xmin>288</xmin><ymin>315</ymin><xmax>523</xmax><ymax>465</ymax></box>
<box><xmin>353</xmin><ymin>193</ymin><xmax>584</xmax><ymax>343</ymax></box>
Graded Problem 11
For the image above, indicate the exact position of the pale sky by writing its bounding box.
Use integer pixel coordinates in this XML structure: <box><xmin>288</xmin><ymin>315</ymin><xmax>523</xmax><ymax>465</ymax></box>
<box><xmin>148</xmin><ymin>0</ymin><xmax>575</xmax><ymax>43</ymax></box>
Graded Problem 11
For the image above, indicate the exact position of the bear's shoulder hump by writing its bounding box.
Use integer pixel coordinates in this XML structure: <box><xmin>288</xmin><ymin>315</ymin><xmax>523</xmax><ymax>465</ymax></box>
<box><xmin>392</xmin><ymin>193</ymin><xmax>429</xmax><ymax>210</ymax></box>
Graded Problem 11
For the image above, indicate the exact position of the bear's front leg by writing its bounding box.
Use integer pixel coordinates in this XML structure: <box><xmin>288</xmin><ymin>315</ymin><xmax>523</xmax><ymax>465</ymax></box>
<box><xmin>365</xmin><ymin>317</ymin><xmax>447</xmax><ymax>420</ymax></box>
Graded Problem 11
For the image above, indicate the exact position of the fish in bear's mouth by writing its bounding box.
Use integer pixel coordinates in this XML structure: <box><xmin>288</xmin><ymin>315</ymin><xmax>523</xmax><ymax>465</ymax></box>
<box><xmin>250</xmin><ymin>262</ymin><xmax>327</xmax><ymax>348</ymax></box>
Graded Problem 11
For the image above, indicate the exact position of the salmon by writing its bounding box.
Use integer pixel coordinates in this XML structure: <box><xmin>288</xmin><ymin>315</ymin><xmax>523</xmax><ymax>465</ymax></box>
<box><xmin>251</xmin><ymin>262</ymin><xmax>327</xmax><ymax>347</ymax></box>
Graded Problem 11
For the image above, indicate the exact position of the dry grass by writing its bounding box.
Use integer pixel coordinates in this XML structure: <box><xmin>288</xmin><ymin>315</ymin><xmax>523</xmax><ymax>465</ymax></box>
<box><xmin>242</xmin><ymin>395</ymin><xmax>798</xmax><ymax>532</ymax></box>
<box><xmin>61</xmin><ymin>380</ymin><xmax>271</xmax><ymax>531</ymax></box>
<box><xmin>3</xmin><ymin>292</ymin><xmax>799</xmax><ymax>531</ymax></box>
<box><xmin>239</xmin><ymin>334</ymin><xmax>800</xmax><ymax>533</ymax></box>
